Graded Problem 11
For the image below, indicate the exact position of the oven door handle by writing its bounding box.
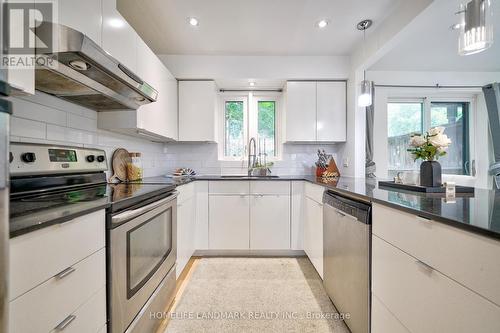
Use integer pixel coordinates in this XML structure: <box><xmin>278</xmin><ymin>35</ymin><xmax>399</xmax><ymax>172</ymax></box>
<box><xmin>112</xmin><ymin>191</ymin><xmax>178</xmax><ymax>224</ymax></box>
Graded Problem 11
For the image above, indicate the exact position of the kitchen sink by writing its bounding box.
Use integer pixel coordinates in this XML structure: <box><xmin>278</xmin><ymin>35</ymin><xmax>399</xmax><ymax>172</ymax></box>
<box><xmin>220</xmin><ymin>175</ymin><xmax>280</xmax><ymax>179</ymax></box>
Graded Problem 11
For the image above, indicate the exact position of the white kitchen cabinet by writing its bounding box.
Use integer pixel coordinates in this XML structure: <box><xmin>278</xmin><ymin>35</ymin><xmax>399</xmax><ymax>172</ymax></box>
<box><xmin>285</xmin><ymin>82</ymin><xmax>316</xmax><ymax>141</ymax></box>
<box><xmin>285</xmin><ymin>81</ymin><xmax>346</xmax><ymax>142</ymax></box>
<box><xmin>177</xmin><ymin>183</ymin><xmax>196</xmax><ymax>278</ymax></box>
<box><xmin>316</xmin><ymin>82</ymin><xmax>346</xmax><ymax>141</ymax></box>
<box><xmin>291</xmin><ymin>181</ymin><xmax>305</xmax><ymax>250</ymax></box>
<box><xmin>250</xmin><ymin>194</ymin><xmax>290</xmax><ymax>250</ymax></box>
<box><xmin>372</xmin><ymin>235</ymin><xmax>500</xmax><ymax>333</ymax></box>
<box><xmin>57</xmin><ymin>0</ymin><xmax>102</xmax><ymax>46</ymax></box>
<box><xmin>209</xmin><ymin>195</ymin><xmax>249</xmax><ymax>249</ymax></box>
<box><xmin>6</xmin><ymin>0</ymin><xmax>34</xmax><ymax>95</ymax></box>
<box><xmin>371</xmin><ymin>294</ymin><xmax>410</xmax><ymax>333</ymax></box>
<box><xmin>178</xmin><ymin>80</ymin><xmax>218</xmax><ymax>142</ymax></box>
<box><xmin>195</xmin><ymin>181</ymin><xmax>209</xmax><ymax>250</ymax></box>
<box><xmin>304</xmin><ymin>195</ymin><xmax>323</xmax><ymax>278</ymax></box>
<box><xmin>101</xmin><ymin>0</ymin><xmax>137</xmax><ymax>71</ymax></box>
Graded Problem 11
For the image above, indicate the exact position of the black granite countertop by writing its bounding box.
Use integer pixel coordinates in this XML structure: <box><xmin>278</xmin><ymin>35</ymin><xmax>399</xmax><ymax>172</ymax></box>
<box><xmin>186</xmin><ymin>175</ymin><xmax>500</xmax><ymax>240</ymax></box>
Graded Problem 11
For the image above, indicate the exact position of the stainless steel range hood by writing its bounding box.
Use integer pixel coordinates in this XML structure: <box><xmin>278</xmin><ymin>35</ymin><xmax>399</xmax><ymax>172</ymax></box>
<box><xmin>34</xmin><ymin>22</ymin><xmax>158</xmax><ymax>111</ymax></box>
<box><xmin>483</xmin><ymin>82</ymin><xmax>500</xmax><ymax>188</ymax></box>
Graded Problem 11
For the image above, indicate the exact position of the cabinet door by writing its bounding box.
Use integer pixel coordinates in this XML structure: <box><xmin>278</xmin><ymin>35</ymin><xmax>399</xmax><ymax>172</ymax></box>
<box><xmin>304</xmin><ymin>196</ymin><xmax>323</xmax><ymax>278</ymax></box>
<box><xmin>136</xmin><ymin>38</ymin><xmax>178</xmax><ymax>140</ymax></box>
<box><xmin>209</xmin><ymin>195</ymin><xmax>249</xmax><ymax>249</ymax></box>
<box><xmin>177</xmin><ymin>196</ymin><xmax>195</xmax><ymax>278</ymax></box>
<box><xmin>285</xmin><ymin>82</ymin><xmax>316</xmax><ymax>141</ymax></box>
<box><xmin>179</xmin><ymin>81</ymin><xmax>217</xmax><ymax>141</ymax></box>
<box><xmin>101</xmin><ymin>0</ymin><xmax>137</xmax><ymax>72</ymax></box>
<box><xmin>250</xmin><ymin>195</ymin><xmax>290</xmax><ymax>250</ymax></box>
<box><xmin>6</xmin><ymin>0</ymin><xmax>34</xmax><ymax>94</ymax></box>
<box><xmin>316</xmin><ymin>81</ymin><xmax>346</xmax><ymax>142</ymax></box>
<box><xmin>57</xmin><ymin>0</ymin><xmax>102</xmax><ymax>45</ymax></box>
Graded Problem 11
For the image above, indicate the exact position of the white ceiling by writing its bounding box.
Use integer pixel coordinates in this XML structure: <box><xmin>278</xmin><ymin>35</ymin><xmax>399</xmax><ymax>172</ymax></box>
<box><xmin>369</xmin><ymin>0</ymin><xmax>500</xmax><ymax>72</ymax></box>
<box><xmin>117</xmin><ymin>0</ymin><xmax>402</xmax><ymax>56</ymax></box>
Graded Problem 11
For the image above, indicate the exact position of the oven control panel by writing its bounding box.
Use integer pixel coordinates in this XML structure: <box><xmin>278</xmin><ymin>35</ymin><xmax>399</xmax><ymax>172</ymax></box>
<box><xmin>10</xmin><ymin>143</ymin><xmax>108</xmax><ymax>176</ymax></box>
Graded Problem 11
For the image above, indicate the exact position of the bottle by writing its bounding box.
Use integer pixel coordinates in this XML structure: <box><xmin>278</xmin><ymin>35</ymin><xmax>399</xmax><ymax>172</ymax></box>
<box><xmin>127</xmin><ymin>152</ymin><xmax>143</xmax><ymax>181</ymax></box>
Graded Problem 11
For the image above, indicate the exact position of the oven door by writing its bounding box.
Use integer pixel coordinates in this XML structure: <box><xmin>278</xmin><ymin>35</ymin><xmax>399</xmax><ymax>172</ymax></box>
<box><xmin>109</xmin><ymin>191</ymin><xmax>177</xmax><ymax>333</ymax></box>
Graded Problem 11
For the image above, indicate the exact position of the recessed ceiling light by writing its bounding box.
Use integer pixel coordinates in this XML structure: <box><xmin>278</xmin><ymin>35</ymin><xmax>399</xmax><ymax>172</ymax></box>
<box><xmin>249</xmin><ymin>82</ymin><xmax>255</xmax><ymax>87</ymax></box>
<box><xmin>187</xmin><ymin>17</ymin><xmax>199</xmax><ymax>27</ymax></box>
<box><xmin>317</xmin><ymin>19</ymin><xmax>329</xmax><ymax>29</ymax></box>
<box><xmin>108</xmin><ymin>18</ymin><xmax>125</xmax><ymax>28</ymax></box>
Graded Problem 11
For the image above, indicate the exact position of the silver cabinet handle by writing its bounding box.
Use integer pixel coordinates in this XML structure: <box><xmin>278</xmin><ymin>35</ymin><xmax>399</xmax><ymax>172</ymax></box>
<box><xmin>416</xmin><ymin>216</ymin><xmax>431</xmax><ymax>224</ymax></box>
<box><xmin>54</xmin><ymin>314</ymin><xmax>76</xmax><ymax>331</ymax></box>
<box><xmin>415</xmin><ymin>260</ymin><xmax>434</xmax><ymax>273</ymax></box>
<box><xmin>336</xmin><ymin>210</ymin><xmax>346</xmax><ymax>217</ymax></box>
<box><xmin>54</xmin><ymin>267</ymin><xmax>76</xmax><ymax>279</ymax></box>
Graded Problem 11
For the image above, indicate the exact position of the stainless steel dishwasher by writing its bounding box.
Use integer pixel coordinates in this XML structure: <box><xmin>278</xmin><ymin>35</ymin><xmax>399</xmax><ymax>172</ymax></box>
<box><xmin>323</xmin><ymin>190</ymin><xmax>371</xmax><ymax>333</ymax></box>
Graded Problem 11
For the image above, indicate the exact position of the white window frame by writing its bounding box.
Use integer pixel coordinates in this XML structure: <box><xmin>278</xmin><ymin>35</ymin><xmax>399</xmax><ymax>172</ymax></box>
<box><xmin>387</xmin><ymin>93</ymin><xmax>477</xmax><ymax>181</ymax></box>
<box><xmin>218</xmin><ymin>91</ymin><xmax>282</xmax><ymax>161</ymax></box>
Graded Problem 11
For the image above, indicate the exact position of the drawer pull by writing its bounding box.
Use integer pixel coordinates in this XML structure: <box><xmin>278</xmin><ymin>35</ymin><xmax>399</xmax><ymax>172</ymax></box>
<box><xmin>54</xmin><ymin>314</ymin><xmax>76</xmax><ymax>331</ymax></box>
<box><xmin>54</xmin><ymin>267</ymin><xmax>76</xmax><ymax>279</ymax></box>
<box><xmin>415</xmin><ymin>260</ymin><xmax>434</xmax><ymax>273</ymax></box>
<box><xmin>416</xmin><ymin>216</ymin><xmax>432</xmax><ymax>224</ymax></box>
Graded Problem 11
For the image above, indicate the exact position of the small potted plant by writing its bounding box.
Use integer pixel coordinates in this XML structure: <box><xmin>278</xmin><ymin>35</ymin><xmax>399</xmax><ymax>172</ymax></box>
<box><xmin>407</xmin><ymin>126</ymin><xmax>452</xmax><ymax>187</ymax></box>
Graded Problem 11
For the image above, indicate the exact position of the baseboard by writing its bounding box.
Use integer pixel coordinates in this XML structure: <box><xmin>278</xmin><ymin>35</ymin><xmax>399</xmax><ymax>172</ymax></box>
<box><xmin>193</xmin><ymin>249</ymin><xmax>306</xmax><ymax>257</ymax></box>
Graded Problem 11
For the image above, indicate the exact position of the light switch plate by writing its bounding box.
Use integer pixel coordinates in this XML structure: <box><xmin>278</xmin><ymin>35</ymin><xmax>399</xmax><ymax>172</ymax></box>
<box><xmin>343</xmin><ymin>157</ymin><xmax>349</xmax><ymax>168</ymax></box>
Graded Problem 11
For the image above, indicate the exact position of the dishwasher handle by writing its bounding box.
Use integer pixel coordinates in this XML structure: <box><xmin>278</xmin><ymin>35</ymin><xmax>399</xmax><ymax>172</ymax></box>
<box><xmin>323</xmin><ymin>190</ymin><xmax>371</xmax><ymax>225</ymax></box>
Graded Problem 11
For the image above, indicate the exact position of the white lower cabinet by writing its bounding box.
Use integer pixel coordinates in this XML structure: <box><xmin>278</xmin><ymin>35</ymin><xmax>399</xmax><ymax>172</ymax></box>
<box><xmin>372</xmin><ymin>235</ymin><xmax>500</xmax><ymax>333</ymax></box>
<box><xmin>371</xmin><ymin>294</ymin><xmax>410</xmax><ymax>333</ymax></box>
<box><xmin>304</xmin><ymin>195</ymin><xmax>323</xmax><ymax>278</ymax></box>
<box><xmin>209</xmin><ymin>195</ymin><xmax>250</xmax><ymax>249</ymax></box>
<box><xmin>250</xmin><ymin>194</ymin><xmax>290</xmax><ymax>249</ymax></box>
<box><xmin>9</xmin><ymin>210</ymin><xmax>106</xmax><ymax>333</ymax></box>
<box><xmin>177</xmin><ymin>183</ymin><xmax>196</xmax><ymax>278</ymax></box>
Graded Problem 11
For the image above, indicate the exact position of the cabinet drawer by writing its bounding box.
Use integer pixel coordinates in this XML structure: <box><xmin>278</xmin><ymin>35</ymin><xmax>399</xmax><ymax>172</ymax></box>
<box><xmin>177</xmin><ymin>181</ymin><xmax>195</xmax><ymax>204</ymax></box>
<box><xmin>209</xmin><ymin>181</ymin><xmax>249</xmax><ymax>195</ymax></box>
<box><xmin>371</xmin><ymin>293</ymin><xmax>410</xmax><ymax>333</ymax></box>
<box><xmin>49</xmin><ymin>287</ymin><xmax>106</xmax><ymax>333</ymax></box>
<box><xmin>372</xmin><ymin>236</ymin><xmax>500</xmax><ymax>333</ymax></box>
<box><xmin>250</xmin><ymin>181</ymin><xmax>290</xmax><ymax>195</ymax></box>
<box><xmin>10</xmin><ymin>210</ymin><xmax>105</xmax><ymax>300</ymax></box>
<box><xmin>10</xmin><ymin>249</ymin><xmax>106</xmax><ymax>333</ymax></box>
<box><xmin>304</xmin><ymin>182</ymin><xmax>324</xmax><ymax>203</ymax></box>
<box><xmin>373</xmin><ymin>203</ymin><xmax>500</xmax><ymax>306</ymax></box>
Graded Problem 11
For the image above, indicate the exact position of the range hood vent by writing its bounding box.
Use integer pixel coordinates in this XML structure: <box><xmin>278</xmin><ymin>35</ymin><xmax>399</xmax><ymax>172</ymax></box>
<box><xmin>34</xmin><ymin>22</ymin><xmax>158</xmax><ymax>111</ymax></box>
<box><xmin>483</xmin><ymin>82</ymin><xmax>500</xmax><ymax>188</ymax></box>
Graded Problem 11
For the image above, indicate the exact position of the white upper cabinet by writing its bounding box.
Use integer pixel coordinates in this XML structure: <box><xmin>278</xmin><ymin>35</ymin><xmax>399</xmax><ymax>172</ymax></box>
<box><xmin>101</xmin><ymin>0</ymin><xmax>137</xmax><ymax>72</ymax></box>
<box><xmin>136</xmin><ymin>38</ymin><xmax>178</xmax><ymax>140</ymax></box>
<box><xmin>178</xmin><ymin>80</ymin><xmax>218</xmax><ymax>142</ymax></box>
<box><xmin>317</xmin><ymin>82</ymin><xmax>346</xmax><ymax>142</ymax></box>
<box><xmin>57</xmin><ymin>0</ymin><xmax>102</xmax><ymax>46</ymax></box>
<box><xmin>285</xmin><ymin>81</ymin><xmax>346</xmax><ymax>142</ymax></box>
<box><xmin>285</xmin><ymin>82</ymin><xmax>316</xmax><ymax>142</ymax></box>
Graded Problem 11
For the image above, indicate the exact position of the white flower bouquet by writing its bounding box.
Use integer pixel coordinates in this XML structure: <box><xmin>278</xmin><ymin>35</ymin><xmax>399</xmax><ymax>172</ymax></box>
<box><xmin>407</xmin><ymin>126</ymin><xmax>452</xmax><ymax>161</ymax></box>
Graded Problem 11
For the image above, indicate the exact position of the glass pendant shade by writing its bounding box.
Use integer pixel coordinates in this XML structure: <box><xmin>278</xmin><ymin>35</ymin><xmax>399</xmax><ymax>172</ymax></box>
<box><xmin>358</xmin><ymin>80</ymin><xmax>373</xmax><ymax>107</ymax></box>
<box><xmin>458</xmin><ymin>0</ymin><xmax>493</xmax><ymax>56</ymax></box>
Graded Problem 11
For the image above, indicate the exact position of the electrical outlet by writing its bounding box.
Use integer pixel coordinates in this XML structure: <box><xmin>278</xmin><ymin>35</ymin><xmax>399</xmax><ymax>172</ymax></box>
<box><xmin>343</xmin><ymin>157</ymin><xmax>349</xmax><ymax>168</ymax></box>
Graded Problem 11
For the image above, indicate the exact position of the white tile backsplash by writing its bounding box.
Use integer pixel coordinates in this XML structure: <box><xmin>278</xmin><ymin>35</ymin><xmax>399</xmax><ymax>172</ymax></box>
<box><xmin>9</xmin><ymin>92</ymin><xmax>170</xmax><ymax>178</ymax></box>
<box><xmin>9</xmin><ymin>92</ymin><xmax>345</xmax><ymax>178</ymax></box>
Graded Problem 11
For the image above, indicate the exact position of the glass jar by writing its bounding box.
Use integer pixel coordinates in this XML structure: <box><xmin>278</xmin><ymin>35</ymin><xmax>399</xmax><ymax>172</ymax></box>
<box><xmin>127</xmin><ymin>152</ymin><xmax>143</xmax><ymax>181</ymax></box>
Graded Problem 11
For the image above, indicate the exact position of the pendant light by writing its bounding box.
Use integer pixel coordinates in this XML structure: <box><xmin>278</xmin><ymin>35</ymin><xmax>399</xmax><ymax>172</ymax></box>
<box><xmin>357</xmin><ymin>19</ymin><xmax>373</xmax><ymax>107</ymax></box>
<box><xmin>453</xmin><ymin>0</ymin><xmax>493</xmax><ymax>56</ymax></box>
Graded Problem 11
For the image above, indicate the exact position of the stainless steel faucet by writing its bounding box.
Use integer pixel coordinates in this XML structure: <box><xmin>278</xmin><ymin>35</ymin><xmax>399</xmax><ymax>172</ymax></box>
<box><xmin>247</xmin><ymin>137</ymin><xmax>257</xmax><ymax>176</ymax></box>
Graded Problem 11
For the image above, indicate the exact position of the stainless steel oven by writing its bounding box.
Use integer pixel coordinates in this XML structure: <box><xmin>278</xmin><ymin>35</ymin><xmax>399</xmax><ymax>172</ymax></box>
<box><xmin>109</xmin><ymin>191</ymin><xmax>178</xmax><ymax>333</ymax></box>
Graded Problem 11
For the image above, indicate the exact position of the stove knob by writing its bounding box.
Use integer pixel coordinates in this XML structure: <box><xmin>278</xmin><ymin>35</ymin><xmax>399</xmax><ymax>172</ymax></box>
<box><xmin>96</xmin><ymin>155</ymin><xmax>105</xmax><ymax>163</ymax></box>
<box><xmin>9</xmin><ymin>152</ymin><xmax>13</xmax><ymax>163</ymax></box>
<box><xmin>86</xmin><ymin>155</ymin><xmax>95</xmax><ymax>163</ymax></box>
<box><xmin>22</xmin><ymin>152</ymin><xmax>36</xmax><ymax>163</ymax></box>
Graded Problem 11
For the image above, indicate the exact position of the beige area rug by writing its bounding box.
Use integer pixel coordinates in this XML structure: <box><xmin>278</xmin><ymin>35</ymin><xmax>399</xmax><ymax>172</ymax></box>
<box><xmin>165</xmin><ymin>257</ymin><xmax>350</xmax><ymax>333</ymax></box>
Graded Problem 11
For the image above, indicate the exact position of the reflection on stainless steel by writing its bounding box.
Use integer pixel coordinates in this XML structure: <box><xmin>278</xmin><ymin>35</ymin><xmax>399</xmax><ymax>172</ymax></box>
<box><xmin>323</xmin><ymin>191</ymin><xmax>371</xmax><ymax>333</ymax></box>
<box><xmin>34</xmin><ymin>22</ymin><xmax>158</xmax><ymax>111</ymax></box>
<box><xmin>109</xmin><ymin>192</ymin><xmax>177</xmax><ymax>333</ymax></box>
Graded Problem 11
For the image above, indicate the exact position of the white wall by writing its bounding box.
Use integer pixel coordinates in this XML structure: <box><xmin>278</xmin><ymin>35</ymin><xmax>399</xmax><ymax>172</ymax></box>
<box><xmin>369</xmin><ymin>70</ymin><xmax>497</xmax><ymax>189</ymax></box>
<box><xmin>159</xmin><ymin>55</ymin><xmax>350</xmax><ymax>80</ymax></box>
<box><xmin>8</xmin><ymin>92</ymin><xmax>170</xmax><ymax>179</ymax></box>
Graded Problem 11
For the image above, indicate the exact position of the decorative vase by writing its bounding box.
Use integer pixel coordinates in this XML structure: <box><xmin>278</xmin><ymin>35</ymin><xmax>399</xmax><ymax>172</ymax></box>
<box><xmin>420</xmin><ymin>161</ymin><xmax>442</xmax><ymax>187</ymax></box>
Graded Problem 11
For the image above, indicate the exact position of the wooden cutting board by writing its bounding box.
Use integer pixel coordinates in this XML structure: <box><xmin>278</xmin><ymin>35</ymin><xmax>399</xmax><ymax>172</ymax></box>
<box><xmin>109</xmin><ymin>148</ymin><xmax>131</xmax><ymax>183</ymax></box>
